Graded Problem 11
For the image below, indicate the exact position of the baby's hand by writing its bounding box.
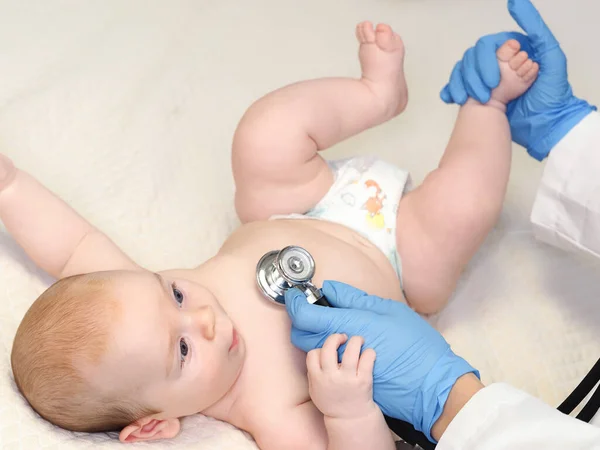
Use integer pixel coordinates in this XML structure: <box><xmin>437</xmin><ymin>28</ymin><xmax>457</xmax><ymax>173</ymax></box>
<box><xmin>307</xmin><ymin>334</ymin><xmax>378</xmax><ymax>420</ymax></box>
<box><xmin>0</xmin><ymin>154</ymin><xmax>17</xmax><ymax>192</ymax></box>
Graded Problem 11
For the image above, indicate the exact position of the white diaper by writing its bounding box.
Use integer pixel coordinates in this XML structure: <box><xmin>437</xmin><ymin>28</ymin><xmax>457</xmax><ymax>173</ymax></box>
<box><xmin>271</xmin><ymin>155</ymin><xmax>411</xmax><ymax>288</ymax></box>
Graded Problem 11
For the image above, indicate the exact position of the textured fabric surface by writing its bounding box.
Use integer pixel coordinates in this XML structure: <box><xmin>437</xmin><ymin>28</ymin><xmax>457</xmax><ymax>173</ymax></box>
<box><xmin>1</xmin><ymin>0</ymin><xmax>600</xmax><ymax>448</ymax></box>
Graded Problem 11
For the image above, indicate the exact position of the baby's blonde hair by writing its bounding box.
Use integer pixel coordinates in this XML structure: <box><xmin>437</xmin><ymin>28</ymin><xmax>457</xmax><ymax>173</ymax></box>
<box><xmin>11</xmin><ymin>273</ymin><xmax>158</xmax><ymax>432</ymax></box>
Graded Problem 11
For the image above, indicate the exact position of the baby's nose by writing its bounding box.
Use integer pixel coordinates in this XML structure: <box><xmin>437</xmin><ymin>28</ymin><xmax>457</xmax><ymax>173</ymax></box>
<box><xmin>190</xmin><ymin>305</ymin><xmax>216</xmax><ymax>340</ymax></box>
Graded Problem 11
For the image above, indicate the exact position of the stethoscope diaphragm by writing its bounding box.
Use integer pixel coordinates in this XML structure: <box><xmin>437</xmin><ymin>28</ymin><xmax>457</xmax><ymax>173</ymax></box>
<box><xmin>255</xmin><ymin>246</ymin><xmax>329</xmax><ymax>306</ymax></box>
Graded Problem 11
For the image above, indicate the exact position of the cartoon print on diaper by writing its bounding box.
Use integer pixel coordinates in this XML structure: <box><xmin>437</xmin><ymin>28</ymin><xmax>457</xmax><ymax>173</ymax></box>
<box><xmin>338</xmin><ymin>165</ymin><xmax>364</xmax><ymax>208</ymax></box>
<box><xmin>363</xmin><ymin>179</ymin><xmax>387</xmax><ymax>230</ymax></box>
<box><xmin>341</xmin><ymin>192</ymin><xmax>356</xmax><ymax>207</ymax></box>
<box><xmin>316</xmin><ymin>158</ymin><xmax>398</xmax><ymax>236</ymax></box>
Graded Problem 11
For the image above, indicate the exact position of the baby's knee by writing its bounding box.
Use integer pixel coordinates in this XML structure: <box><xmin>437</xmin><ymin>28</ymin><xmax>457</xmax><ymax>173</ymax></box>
<box><xmin>402</xmin><ymin>267</ymin><xmax>458</xmax><ymax>315</ymax></box>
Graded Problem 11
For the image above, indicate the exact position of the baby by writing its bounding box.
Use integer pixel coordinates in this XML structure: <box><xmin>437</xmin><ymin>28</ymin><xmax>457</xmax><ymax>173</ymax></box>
<box><xmin>3</xmin><ymin>22</ymin><xmax>538</xmax><ymax>449</ymax></box>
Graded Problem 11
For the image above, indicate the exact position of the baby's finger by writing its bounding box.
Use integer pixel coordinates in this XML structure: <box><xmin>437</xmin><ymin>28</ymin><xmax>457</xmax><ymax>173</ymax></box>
<box><xmin>358</xmin><ymin>348</ymin><xmax>376</xmax><ymax>378</ymax></box>
<box><xmin>306</xmin><ymin>349</ymin><xmax>322</xmax><ymax>373</ymax></box>
<box><xmin>340</xmin><ymin>336</ymin><xmax>364</xmax><ymax>372</ymax></box>
<box><xmin>321</xmin><ymin>333</ymin><xmax>347</xmax><ymax>371</ymax></box>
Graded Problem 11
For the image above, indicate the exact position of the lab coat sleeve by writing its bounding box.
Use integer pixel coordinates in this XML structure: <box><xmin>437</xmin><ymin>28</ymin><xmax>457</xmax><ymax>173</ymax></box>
<box><xmin>438</xmin><ymin>383</ymin><xmax>600</xmax><ymax>449</ymax></box>
<box><xmin>531</xmin><ymin>111</ymin><xmax>600</xmax><ymax>258</ymax></box>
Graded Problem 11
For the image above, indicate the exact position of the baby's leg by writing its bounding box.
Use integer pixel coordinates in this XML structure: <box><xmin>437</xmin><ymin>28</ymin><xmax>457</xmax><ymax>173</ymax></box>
<box><xmin>396</xmin><ymin>40</ymin><xmax>539</xmax><ymax>314</ymax></box>
<box><xmin>233</xmin><ymin>22</ymin><xmax>408</xmax><ymax>222</ymax></box>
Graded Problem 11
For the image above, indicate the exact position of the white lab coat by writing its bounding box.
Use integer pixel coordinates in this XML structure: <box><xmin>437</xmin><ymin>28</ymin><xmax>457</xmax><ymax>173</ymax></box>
<box><xmin>438</xmin><ymin>111</ymin><xmax>600</xmax><ymax>449</ymax></box>
<box><xmin>531</xmin><ymin>111</ymin><xmax>600</xmax><ymax>257</ymax></box>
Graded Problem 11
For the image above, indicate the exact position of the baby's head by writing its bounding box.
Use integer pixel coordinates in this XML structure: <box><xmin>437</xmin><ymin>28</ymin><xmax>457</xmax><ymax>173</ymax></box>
<box><xmin>11</xmin><ymin>270</ymin><xmax>245</xmax><ymax>442</ymax></box>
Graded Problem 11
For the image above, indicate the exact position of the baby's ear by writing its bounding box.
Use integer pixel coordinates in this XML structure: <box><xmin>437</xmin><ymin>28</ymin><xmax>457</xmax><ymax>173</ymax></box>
<box><xmin>119</xmin><ymin>415</ymin><xmax>181</xmax><ymax>443</ymax></box>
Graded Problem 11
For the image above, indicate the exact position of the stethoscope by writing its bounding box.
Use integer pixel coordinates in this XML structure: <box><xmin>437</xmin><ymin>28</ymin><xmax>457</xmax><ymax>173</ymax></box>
<box><xmin>255</xmin><ymin>246</ymin><xmax>600</xmax><ymax>449</ymax></box>
<box><xmin>256</xmin><ymin>245</ymin><xmax>330</xmax><ymax>307</ymax></box>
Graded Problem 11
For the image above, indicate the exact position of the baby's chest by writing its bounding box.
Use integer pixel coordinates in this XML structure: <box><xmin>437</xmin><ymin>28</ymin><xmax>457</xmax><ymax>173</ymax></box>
<box><xmin>247</xmin><ymin>308</ymin><xmax>307</xmax><ymax>381</ymax></box>
<box><xmin>236</xmin><ymin>305</ymin><xmax>311</xmax><ymax>405</ymax></box>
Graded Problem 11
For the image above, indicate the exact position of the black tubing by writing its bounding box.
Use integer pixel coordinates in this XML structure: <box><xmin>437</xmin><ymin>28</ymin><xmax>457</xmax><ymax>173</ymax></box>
<box><xmin>558</xmin><ymin>357</ymin><xmax>600</xmax><ymax>416</ymax></box>
<box><xmin>385</xmin><ymin>415</ymin><xmax>436</xmax><ymax>450</ymax></box>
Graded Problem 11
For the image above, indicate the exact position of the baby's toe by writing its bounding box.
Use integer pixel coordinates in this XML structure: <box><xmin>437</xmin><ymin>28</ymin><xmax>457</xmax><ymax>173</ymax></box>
<box><xmin>356</xmin><ymin>21</ymin><xmax>375</xmax><ymax>44</ymax></box>
<box><xmin>517</xmin><ymin>59</ymin><xmax>534</xmax><ymax>77</ymax></box>
<box><xmin>509</xmin><ymin>51</ymin><xmax>529</xmax><ymax>70</ymax></box>
<box><xmin>374</xmin><ymin>23</ymin><xmax>403</xmax><ymax>52</ymax></box>
<box><xmin>375</xmin><ymin>24</ymin><xmax>396</xmax><ymax>50</ymax></box>
<box><xmin>523</xmin><ymin>62</ymin><xmax>540</xmax><ymax>83</ymax></box>
<box><xmin>496</xmin><ymin>39</ymin><xmax>521</xmax><ymax>62</ymax></box>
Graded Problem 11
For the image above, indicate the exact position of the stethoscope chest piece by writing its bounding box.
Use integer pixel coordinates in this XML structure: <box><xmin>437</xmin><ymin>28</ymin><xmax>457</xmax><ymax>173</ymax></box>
<box><xmin>256</xmin><ymin>246</ymin><xmax>328</xmax><ymax>306</ymax></box>
<box><xmin>256</xmin><ymin>250</ymin><xmax>288</xmax><ymax>305</ymax></box>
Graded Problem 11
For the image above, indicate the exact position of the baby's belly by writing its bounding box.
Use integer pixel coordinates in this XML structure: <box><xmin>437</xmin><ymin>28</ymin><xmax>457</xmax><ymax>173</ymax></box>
<box><xmin>199</xmin><ymin>219</ymin><xmax>403</xmax><ymax>427</ymax></box>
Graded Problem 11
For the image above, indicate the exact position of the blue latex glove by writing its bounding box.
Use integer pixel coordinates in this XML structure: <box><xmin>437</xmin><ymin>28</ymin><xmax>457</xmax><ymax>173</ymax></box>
<box><xmin>440</xmin><ymin>0</ymin><xmax>596</xmax><ymax>160</ymax></box>
<box><xmin>285</xmin><ymin>281</ymin><xmax>478</xmax><ymax>443</ymax></box>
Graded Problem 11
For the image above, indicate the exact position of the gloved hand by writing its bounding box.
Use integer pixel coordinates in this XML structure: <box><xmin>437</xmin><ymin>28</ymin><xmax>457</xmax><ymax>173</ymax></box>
<box><xmin>440</xmin><ymin>0</ymin><xmax>596</xmax><ymax>160</ymax></box>
<box><xmin>285</xmin><ymin>281</ymin><xmax>478</xmax><ymax>443</ymax></box>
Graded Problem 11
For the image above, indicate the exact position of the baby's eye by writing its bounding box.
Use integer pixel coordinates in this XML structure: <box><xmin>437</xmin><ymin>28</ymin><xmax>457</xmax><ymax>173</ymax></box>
<box><xmin>179</xmin><ymin>339</ymin><xmax>190</xmax><ymax>359</ymax></box>
<box><xmin>172</xmin><ymin>284</ymin><xmax>184</xmax><ymax>306</ymax></box>
<box><xmin>179</xmin><ymin>339</ymin><xmax>190</xmax><ymax>369</ymax></box>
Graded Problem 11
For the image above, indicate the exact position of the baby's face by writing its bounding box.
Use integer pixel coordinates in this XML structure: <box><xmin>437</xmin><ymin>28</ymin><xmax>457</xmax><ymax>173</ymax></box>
<box><xmin>84</xmin><ymin>270</ymin><xmax>245</xmax><ymax>419</ymax></box>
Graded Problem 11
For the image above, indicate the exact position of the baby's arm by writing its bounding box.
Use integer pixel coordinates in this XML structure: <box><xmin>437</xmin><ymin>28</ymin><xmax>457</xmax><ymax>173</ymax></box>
<box><xmin>254</xmin><ymin>334</ymin><xmax>394</xmax><ymax>450</ymax></box>
<box><xmin>308</xmin><ymin>334</ymin><xmax>395</xmax><ymax>450</ymax></box>
<box><xmin>0</xmin><ymin>154</ymin><xmax>139</xmax><ymax>279</ymax></box>
<box><xmin>232</xmin><ymin>22</ymin><xmax>407</xmax><ymax>222</ymax></box>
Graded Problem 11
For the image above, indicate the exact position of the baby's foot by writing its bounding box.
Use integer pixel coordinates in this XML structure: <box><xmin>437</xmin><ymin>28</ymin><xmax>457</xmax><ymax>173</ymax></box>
<box><xmin>356</xmin><ymin>21</ymin><xmax>408</xmax><ymax>117</ymax></box>
<box><xmin>488</xmin><ymin>40</ymin><xmax>539</xmax><ymax>110</ymax></box>
<box><xmin>0</xmin><ymin>154</ymin><xmax>16</xmax><ymax>192</ymax></box>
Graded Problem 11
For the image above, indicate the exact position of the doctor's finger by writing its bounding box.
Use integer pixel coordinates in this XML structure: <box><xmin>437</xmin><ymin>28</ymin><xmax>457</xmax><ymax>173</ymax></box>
<box><xmin>322</xmin><ymin>280</ymin><xmax>397</xmax><ymax>316</ymax></box>
<box><xmin>321</xmin><ymin>280</ymin><xmax>368</xmax><ymax>308</ymax></box>
<box><xmin>448</xmin><ymin>61</ymin><xmax>468</xmax><ymax>105</ymax></box>
<box><xmin>290</xmin><ymin>327</ymin><xmax>327</xmax><ymax>353</ymax></box>
<box><xmin>285</xmin><ymin>288</ymin><xmax>336</xmax><ymax>333</ymax></box>
<box><xmin>440</xmin><ymin>84</ymin><xmax>454</xmax><ymax>104</ymax></box>
<box><xmin>474</xmin><ymin>36</ymin><xmax>501</xmax><ymax>90</ymax></box>
<box><xmin>462</xmin><ymin>47</ymin><xmax>491</xmax><ymax>103</ymax></box>
<box><xmin>508</xmin><ymin>0</ymin><xmax>559</xmax><ymax>55</ymax></box>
